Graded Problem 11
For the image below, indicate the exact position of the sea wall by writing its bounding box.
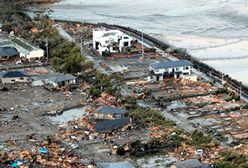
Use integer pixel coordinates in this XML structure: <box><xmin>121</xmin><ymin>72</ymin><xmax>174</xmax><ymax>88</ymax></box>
<box><xmin>98</xmin><ymin>23</ymin><xmax>248</xmax><ymax>97</ymax></box>
<box><xmin>53</xmin><ymin>19</ymin><xmax>248</xmax><ymax>97</ymax></box>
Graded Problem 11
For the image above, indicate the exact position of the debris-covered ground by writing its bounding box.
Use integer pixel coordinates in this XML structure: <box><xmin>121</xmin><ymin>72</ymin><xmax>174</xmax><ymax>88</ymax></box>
<box><xmin>1</xmin><ymin>15</ymin><xmax>248</xmax><ymax>168</ymax></box>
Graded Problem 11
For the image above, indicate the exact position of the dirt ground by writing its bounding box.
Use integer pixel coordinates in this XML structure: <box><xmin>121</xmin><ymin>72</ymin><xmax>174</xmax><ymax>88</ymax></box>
<box><xmin>0</xmin><ymin>85</ymin><xmax>86</xmax><ymax>142</ymax></box>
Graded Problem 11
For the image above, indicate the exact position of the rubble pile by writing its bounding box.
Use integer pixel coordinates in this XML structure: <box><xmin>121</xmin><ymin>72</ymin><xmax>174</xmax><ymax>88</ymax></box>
<box><xmin>233</xmin><ymin>144</ymin><xmax>248</xmax><ymax>155</ymax></box>
<box><xmin>162</xmin><ymin>78</ymin><xmax>218</xmax><ymax>96</ymax></box>
<box><xmin>93</xmin><ymin>93</ymin><xmax>117</xmax><ymax>107</ymax></box>
<box><xmin>173</xmin><ymin>143</ymin><xmax>222</xmax><ymax>164</ymax></box>
<box><xmin>0</xmin><ymin>143</ymin><xmax>93</xmax><ymax>168</ymax></box>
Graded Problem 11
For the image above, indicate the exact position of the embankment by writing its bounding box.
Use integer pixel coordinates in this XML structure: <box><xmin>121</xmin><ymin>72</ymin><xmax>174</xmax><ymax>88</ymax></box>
<box><xmin>99</xmin><ymin>23</ymin><xmax>248</xmax><ymax>97</ymax></box>
<box><xmin>53</xmin><ymin>19</ymin><xmax>248</xmax><ymax>98</ymax></box>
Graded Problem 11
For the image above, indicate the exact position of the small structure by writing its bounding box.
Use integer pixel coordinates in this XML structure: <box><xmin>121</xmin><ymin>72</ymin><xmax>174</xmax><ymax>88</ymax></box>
<box><xmin>171</xmin><ymin>159</ymin><xmax>209</xmax><ymax>168</ymax></box>
<box><xmin>96</xmin><ymin>117</ymin><xmax>131</xmax><ymax>133</ymax></box>
<box><xmin>93</xmin><ymin>28</ymin><xmax>133</xmax><ymax>55</ymax></box>
<box><xmin>43</xmin><ymin>73</ymin><xmax>76</xmax><ymax>88</ymax></box>
<box><xmin>0</xmin><ymin>71</ymin><xmax>29</xmax><ymax>84</ymax></box>
<box><xmin>0</xmin><ymin>47</ymin><xmax>19</xmax><ymax>60</ymax></box>
<box><xmin>0</xmin><ymin>38</ymin><xmax>44</xmax><ymax>61</ymax></box>
<box><xmin>148</xmin><ymin>60</ymin><xmax>193</xmax><ymax>82</ymax></box>
<box><xmin>97</xmin><ymin>162</ymin><xmax>135</xmax><ymax>168</ymax></box>
<box><xmin>95</xmin><ymin>106</ymin><xmax>128</xmax><ymax>119</ymax></box>
<box><xmin>182</xmin><ymin>74</ymin><xmax>198</xmax><ymax>82</ymax></box>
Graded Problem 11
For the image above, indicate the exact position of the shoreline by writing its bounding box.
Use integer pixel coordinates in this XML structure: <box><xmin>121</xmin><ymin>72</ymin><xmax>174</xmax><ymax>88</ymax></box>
<box><xmin>0</xmin><ymin>0</ymin><xmax>60</xmax><ymax>4</ymax></box>
<box><xmin>52</xmin><ymin>18</ymin><xmax>248</xmax><ymax>99</ymax></box>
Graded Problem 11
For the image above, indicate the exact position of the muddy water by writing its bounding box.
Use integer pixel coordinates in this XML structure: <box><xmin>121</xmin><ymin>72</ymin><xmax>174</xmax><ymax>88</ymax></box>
<box><xmin>49</xmin><ymin>106</ymin><xmax>87</xmax><ymax>124</ymax></box>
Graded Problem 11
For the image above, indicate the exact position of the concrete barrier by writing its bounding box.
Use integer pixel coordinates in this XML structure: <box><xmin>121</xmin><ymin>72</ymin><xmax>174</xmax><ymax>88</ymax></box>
<box><xmin>53</xmin><ymin>19</ymin><xmax>248</xmax><ymax>97</ymax></box>
<box><xmin>98</xmin><ymin>23</ymin><xmax>248</xmax><ymax>97</ymax></box>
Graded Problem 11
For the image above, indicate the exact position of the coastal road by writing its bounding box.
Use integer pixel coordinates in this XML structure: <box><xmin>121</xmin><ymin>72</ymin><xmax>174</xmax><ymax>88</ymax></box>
<box><xmin>53</xmin><ymin>23</ymin><xmax>110</xmax><ymax>75</ymax></box>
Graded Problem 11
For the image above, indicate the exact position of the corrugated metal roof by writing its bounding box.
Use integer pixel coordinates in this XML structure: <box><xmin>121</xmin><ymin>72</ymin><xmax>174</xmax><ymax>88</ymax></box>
<box><xmin>150</xmin><ymin>60</ymin><xmax>193</xmax><ymax>70</ymax></box>
<box><xmin>96</xmin><ymin>117</ymin><xmax>130</xmax><ymax>133</ymax></box>
<box><xmin>0</xmin><ymin>40</ymin><xmax>13</xmax><ymax>47</ymax></box>
<box><xmin>96</xmin><ymin>106</ymin><xmax>127</xmax><ymax>115</ymax></box>
<box><xmin>12</xmin><ymin>38</ymin><xmax>34</xmax><ymax>52</ymax></box>
<box><xmin>2</xmin><ymin>71</ymin><xmax>26</xmax><ymax>78</ymax></box>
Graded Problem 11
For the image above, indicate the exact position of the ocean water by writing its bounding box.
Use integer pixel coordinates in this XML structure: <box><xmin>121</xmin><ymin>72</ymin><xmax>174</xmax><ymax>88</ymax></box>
<box><xmin>48</xmin><ymin>0</ymin><xmax>248</xmax><ymax>85</ymax></box>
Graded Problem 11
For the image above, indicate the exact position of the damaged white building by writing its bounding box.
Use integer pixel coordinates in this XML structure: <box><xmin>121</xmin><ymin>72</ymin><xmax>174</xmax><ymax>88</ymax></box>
<box><xmin>93</xmin><ymin>28</ymin><xmax>133</xmax><ymax>55</ymax></box>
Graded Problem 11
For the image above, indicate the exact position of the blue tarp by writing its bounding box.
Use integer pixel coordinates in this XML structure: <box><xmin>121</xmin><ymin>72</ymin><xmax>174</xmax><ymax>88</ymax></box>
<box><xmin>10</xmin><ymin>160</ymin><xmax>27</xmax><ymax>167</ymax></box>
<box><xmin>38</xmin><ymin>147</ymin><xmax>48</xmax><ymax>154</ymax></box>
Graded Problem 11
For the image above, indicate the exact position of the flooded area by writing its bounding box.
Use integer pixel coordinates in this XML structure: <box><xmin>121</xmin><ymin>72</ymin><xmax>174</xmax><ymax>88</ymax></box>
<box><xmin>49</xmin><ymin>106</ymin><xmax>87</xmax><ymax>125</ymax></box>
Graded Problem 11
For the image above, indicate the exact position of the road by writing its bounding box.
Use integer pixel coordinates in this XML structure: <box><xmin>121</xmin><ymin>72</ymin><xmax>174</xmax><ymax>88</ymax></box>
<box><xmin>161</xmin><ymin>110</ymin><xmax>195</xmax><ymax>133</ymax></box>
<box><xmin>54</xmin><ymin>24</ymin><xmax>110</xmax><ymax>75</ymax></box>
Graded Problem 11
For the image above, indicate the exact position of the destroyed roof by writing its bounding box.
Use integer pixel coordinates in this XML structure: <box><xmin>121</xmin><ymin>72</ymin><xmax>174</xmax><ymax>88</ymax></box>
<box><xmin>2</xmin><ymin>71</ymin><xmax>26</xmax><ymax>78</ymax></box>
<box><xmin>175</xmin><ymin>159</ymin><xmax>208</xmax><ymax>168</ymax></box>
<box><xmin>96</xmin><ymin>117</ymin><xmax>130</xmax><ymax>133</ymax></box>
<box><xmin>46</xmin><ymin>74</ymin><xmax>76</xmax><ymax>83</ymax></box>
<box><xmin>96</xmin><ymin>106</ymin><xmax>128</xmax><ymax>115</ymax></box>
<box><xmin>97</xmin><ymin>162</ymin><xmax>135</xmax><ymax>168</ymax></box>
<box><xmin>0</xmin><ymin>47</ymin><xmax>19</xmax><ymax>57</ymax></box>
<box><xmin>150</xmin><ymin>60</ymin><xmax>193</xmax><ymax>70</ymax></box>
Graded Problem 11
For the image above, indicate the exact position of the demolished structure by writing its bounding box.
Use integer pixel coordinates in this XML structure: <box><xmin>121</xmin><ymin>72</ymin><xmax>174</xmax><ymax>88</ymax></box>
<box><xmin>43</xmin><ymin>73</ymin><xmax>77</xmax><ymax>88</ymax></box>
<box><xmin>94</xmin><ymin>106</ymin><xmax>128</xmax><ymax>119</ymax></box>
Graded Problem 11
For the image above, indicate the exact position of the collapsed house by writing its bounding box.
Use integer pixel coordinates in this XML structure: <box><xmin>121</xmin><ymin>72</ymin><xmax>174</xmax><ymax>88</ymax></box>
<box><xmin>148</xmin><ymin>60</ymin><xmax>194</xmax><ymax>82</ymax></box>
<box><xmin>0</xmin><ymin>47</ymin><xmax>19</xmax><ymax>61</ymax></box>
<box><xmin>96</xmin><ymin>117</ymin><xmax>131</xmax><ymax>133</ymax></box>
<box><xmin>93</xmin><ymin>28</ymin><xmax>133</xmax><ymax>55</ymax></box>
<box><xmin>0</xmin><ymin>71</ymin><xmax>29</xmax><ymax>84</ymax></box>
<box><xmin>0</xmin><ymin>37</ymin><xmax>44</xmax><ymax>60</ymax></box>
<box><xmin>43</xmin><ymin>73</ymin><xmax>77</xmax><ymax>88</ymax></box>
<box><xmin>94</xmin><ymin>106</ymin><xmax>128</xmax><ymax>119</ymax></box>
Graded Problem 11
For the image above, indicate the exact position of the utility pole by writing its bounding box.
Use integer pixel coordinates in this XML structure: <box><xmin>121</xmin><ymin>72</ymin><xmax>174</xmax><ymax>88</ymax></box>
<box><xmin>80</xmin><ymin>35</ymin><xmax>83</xmax><ymax>56</ymax></box>
<box><xmin>46</xmin><ymin>37</ymin><xmax>49</xmax><ymax>63</ymax></box>
<box><xmin>240</xmin><ymin>83</ymin><xmax>242</xmax><ymax>99</ymax></box>
<box><xmin>240</xmin><ymin>82</ymin><xmax>242</xmax><ymax>110</ymax></box>
<box><xmin>222</xmin><ymin>73</ymin><xmax>224</xmax><ymax>85</ymax></box>
<box><xmin>142</xmin><ymin>31</ymin><xmax>144</xmax><ymax>59</ymax></box>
